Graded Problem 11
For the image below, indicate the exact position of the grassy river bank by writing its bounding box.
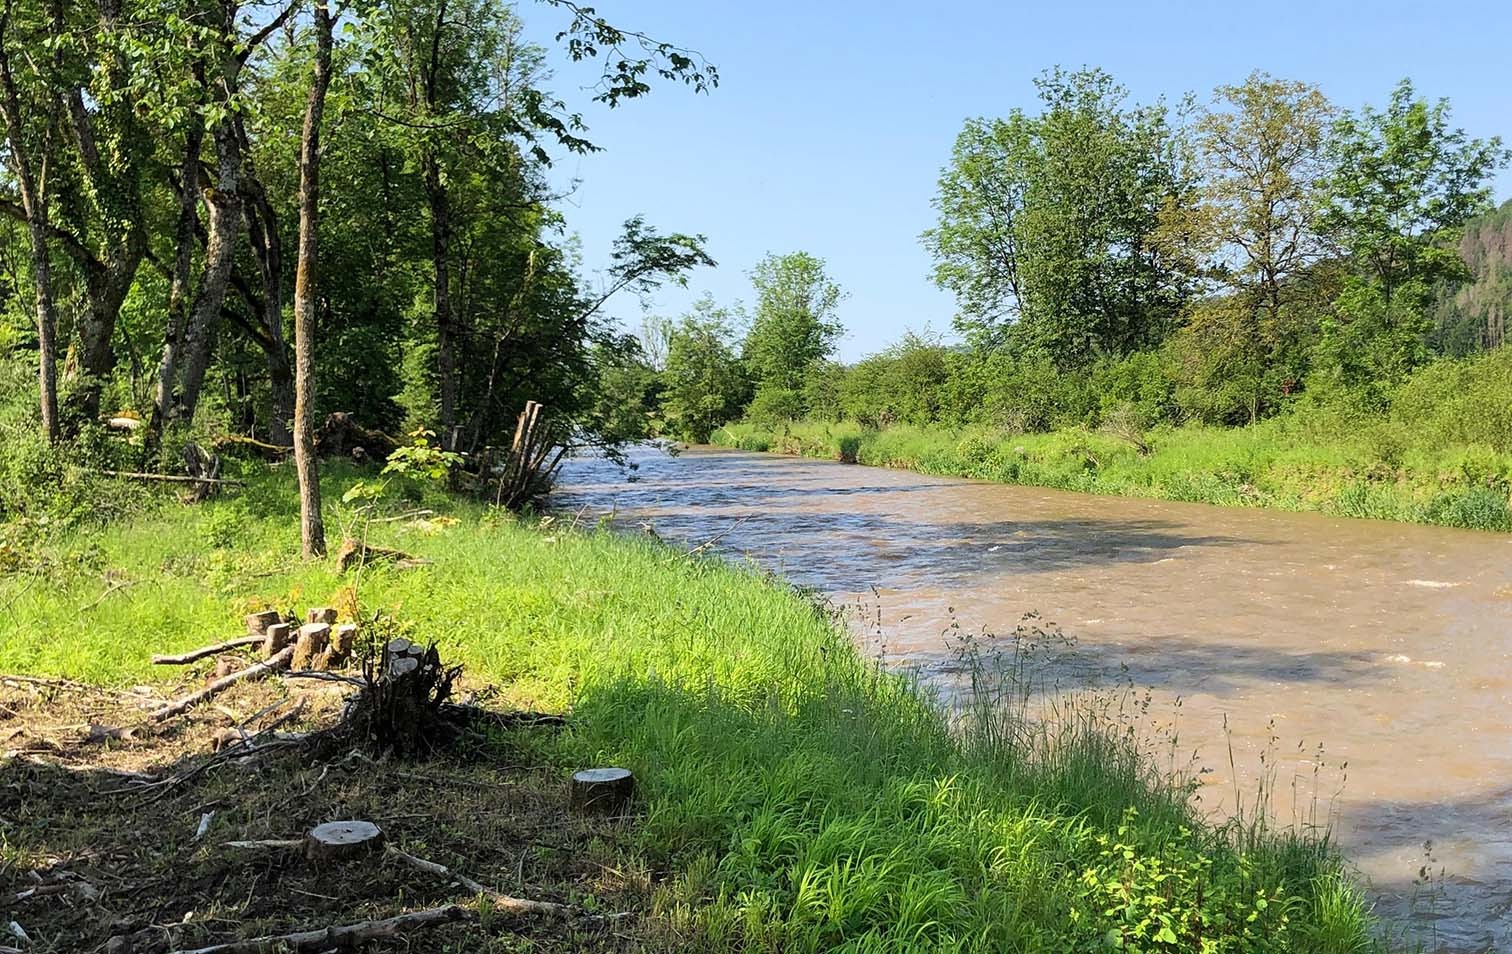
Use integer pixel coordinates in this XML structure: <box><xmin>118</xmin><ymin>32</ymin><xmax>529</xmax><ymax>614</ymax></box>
<box><xmin>1</xmin><ymin>465</ymin><xmax>1389</xmax><ymax>951</ymax></box>
<box><xmin>713</xmin><ymin>415</ymin><xmax>1512</xmax><ymax>532</ymax></box>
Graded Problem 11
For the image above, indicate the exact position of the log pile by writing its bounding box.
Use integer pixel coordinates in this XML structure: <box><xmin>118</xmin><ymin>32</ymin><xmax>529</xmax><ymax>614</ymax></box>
<box><xmin>138</xmin><ymin>608</ymin><xmax>363</xmax><ymax>726</ymax></box>
<box><xmin>492</xmin><ymin>401</ymin><xmax>566</xmax><ymax>510</ymax></box>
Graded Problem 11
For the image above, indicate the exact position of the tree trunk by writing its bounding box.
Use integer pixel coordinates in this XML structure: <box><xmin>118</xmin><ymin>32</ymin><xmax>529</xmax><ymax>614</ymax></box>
<box><xmin>0</xmin><ymin>12</ymin><xmax>59</xmax><ymax>442</ymax></box>
<box><xmin>179</xmin><ymin>116</ymin><xmax>245</xmax><ymax>422</ymax></box>
<box><xmin>425</xmin><ymin>154</ymin><xmax>459</xmax><ymax>449</ymax></box>
<box><xmin>53</xmin><ymin>0</ymin><xmax>146</xmax><ymax>422</ymax></box>
<box><xmin>240</xmin><ymin>117</ymin><xmax>293</xmax><ymax>447</ymax></box>
<box><xmin>293</xmin><ymin>1</ymin><xmax>334</xmax><ymax>558</ymax></box>
<box><xmin>149</xmin><ymin>111</ymin><xmax>206</xmax><ymax>448</ymax></box>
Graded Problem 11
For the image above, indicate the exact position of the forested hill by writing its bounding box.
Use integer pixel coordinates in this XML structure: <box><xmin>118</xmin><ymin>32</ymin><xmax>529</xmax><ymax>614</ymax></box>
<box><xmin>1436</xmin><ymin>201</ymin><xmax>1512</xmax><ymax>354</ymax></box>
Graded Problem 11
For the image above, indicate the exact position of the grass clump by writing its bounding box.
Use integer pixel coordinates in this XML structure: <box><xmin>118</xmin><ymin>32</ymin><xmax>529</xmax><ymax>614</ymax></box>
<box><xmin>0</xmin><ymin>466</ymin><xmax>1386</xmax><ymax>951</ymax></box>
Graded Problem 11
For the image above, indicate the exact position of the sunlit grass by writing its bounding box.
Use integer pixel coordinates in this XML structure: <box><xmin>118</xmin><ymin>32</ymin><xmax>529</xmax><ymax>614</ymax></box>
<box><xmin>715</xmin><ymin>415</ymin><xmax>1512</xmax><ymax>532</ymax></box>
<box><xmin>0</xmin><ymin>466</ymin><xmax>1389</xmax><ymax>950</ymax></box>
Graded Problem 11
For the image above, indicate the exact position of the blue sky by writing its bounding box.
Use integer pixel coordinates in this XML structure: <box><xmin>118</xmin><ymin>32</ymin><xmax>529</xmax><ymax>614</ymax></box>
<box><xmin>527</xmin><ymin>0</ymin><xmax>1512</xmax><ymax>362</ymax></box>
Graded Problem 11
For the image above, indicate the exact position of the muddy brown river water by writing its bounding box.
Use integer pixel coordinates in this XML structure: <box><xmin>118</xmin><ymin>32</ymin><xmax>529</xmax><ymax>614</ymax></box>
<box><xmin>557</xmin><ymin>446</ymin><xmax>1512</xmax><ymax>951</ymax></box>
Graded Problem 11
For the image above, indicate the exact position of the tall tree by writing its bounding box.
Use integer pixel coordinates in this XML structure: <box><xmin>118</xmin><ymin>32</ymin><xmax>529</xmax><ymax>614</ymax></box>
<box><xmin>0</xmin><ymin>0</ymin><xmax>59</xmax><ymax>441</ymax></box>
<box><xmin>925</xmin><ymin>68</ymin><xmax>1196</xmax><ymax>366</ymax></box>
<box><xmin>293</xmin><ymin>0</ymin><xmax>335</xmax><ymax>558</ymax></box>
<box><xmin>1158</xmin><ymin>72</ymin><xmax>1335</xmax><ymax>419</ymax></box>
<box><xmin>1316</xmin><ymin>79</ymin><xmax>1509</xmax><ymax>395</ymax></box>
<box><xmin>743</xmin><ymin>250</ymin><xmax>844</xmax><ymax>396</ymax></box>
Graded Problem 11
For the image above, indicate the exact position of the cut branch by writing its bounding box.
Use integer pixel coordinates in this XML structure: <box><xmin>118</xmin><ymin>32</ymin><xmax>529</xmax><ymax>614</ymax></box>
<box><xmin>164</xmin><ymin>903</ymin><xmax>468</xmax><ymax>954</ymax></box>
<box><xmin>152</xmin><ymin>636</ymin><xmax>264</xmax><ymax>666</ymax></box>
<box><xmin>149</xmin><ymin>646</ymin><xmax>294</xmax><ymax>722</ymax></box>
<box><xmin>385</xmin><ymin>846</ymin><xmax>570</xmax><ymax>917</ymax></box>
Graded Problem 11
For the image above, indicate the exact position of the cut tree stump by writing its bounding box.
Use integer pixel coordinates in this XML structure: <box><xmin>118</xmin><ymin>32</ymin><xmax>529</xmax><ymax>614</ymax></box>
<box><xmin>304</xmin><ymin>820</ymin><xmax>384</xmax><ymax>863</ymax></box>
<box><xmin>305</xmin><ymin>607</ymin><xmax>337</xmax><ymax>625</ymax></box>
<box><xmin>570</xmin><ymin>768</ymin><xmax>634</xmax><ymax>814</ymax></box>
<box><xmin>291</xmin><ymin>624</ymin><xmax>331</xmax><ymax>671</ymax></box>
<box><xmin>245</xmin><ymin>610</ymin><xmax>281</xmax><ymax>636</ymax></box>
<box><xmin>328</xmin><ymin>624</ymin><xmax>357</xmax><ymax>665</ymax></box>
<box><xmin>262</xmin><ymin>622</ymin><xmax>293</xmax><ymax>657</ymax></box>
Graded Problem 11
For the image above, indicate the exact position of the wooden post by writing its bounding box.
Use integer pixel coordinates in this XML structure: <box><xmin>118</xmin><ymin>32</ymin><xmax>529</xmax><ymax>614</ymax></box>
<box><xmin>291</xmin><ymin>623</ymin><xmax>330</xmax><ymax>671</ymax></box>
<box><xmin>245</xmin><ymin>610</ymin><xmax>281</xmax><ymax>636</ymax></box>
<box><xmin>263</xmin><ymin>622</ymin><xmax>294</xmax><ymax>658</ymax></box>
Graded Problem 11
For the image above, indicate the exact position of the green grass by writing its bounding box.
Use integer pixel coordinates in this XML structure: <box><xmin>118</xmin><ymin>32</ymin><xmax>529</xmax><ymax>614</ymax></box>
<box><xmin>714</xmin><ymin>415</ymin><xmax>1512</xmax><ymax>532</ymax></box>
<box><xmin>1</xmin><ymin>465</ymin><xmax>1388</xmax><ymax>951</ymax></box>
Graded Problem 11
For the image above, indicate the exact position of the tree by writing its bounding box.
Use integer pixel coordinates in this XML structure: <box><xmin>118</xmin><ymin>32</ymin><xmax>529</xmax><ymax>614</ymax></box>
<box><xmin>1322</xmin><ymin>79</ymin><xmax>1508</xmax><ymax>304</ymax></box>
<box><xmin>292</xmin><ymin>0</ymin><xmax>336</xmax><ymax>558</ymax></box>
<box><xmin>1317</xmin><ymin>79</ymin><xmax>1509</xmax><ymax>397</ymax></box>
<box><xmin>0</xmin><ymin>0</ymin><xmax>60</xmax><ymax>441</ymax></box>
<box><xmin>661</xmin><ymin>297</ymin><xmax>747</xmax><ymax>442</ymax></box>
<box><xmin>1157</xmin><ymin>72</ymin><xmax>1335</xmax><ymax>419</ymax></box>
<box><xmin>742</xmin><ymin>251</ymin><xmax>844</xmax><ymax>409</ymax></box>
<box><xmin>925</xmin><ymin>68</ymin><xmax>1196</xmax><ymax>366</ymax></box>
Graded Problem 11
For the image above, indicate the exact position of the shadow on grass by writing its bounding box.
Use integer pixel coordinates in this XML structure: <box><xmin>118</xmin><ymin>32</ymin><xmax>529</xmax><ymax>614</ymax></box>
<box><xmin>0</xmin><ymin>685</ymin><xmax>641</xmax><ymax>954</ymax></box>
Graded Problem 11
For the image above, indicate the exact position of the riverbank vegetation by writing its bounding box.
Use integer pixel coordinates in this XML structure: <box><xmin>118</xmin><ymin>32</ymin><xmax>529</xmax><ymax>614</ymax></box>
<box><xmin>607</xmin><ymin>73</ymin><xmax>1512</xmax><ymax>530</ymax></box>
<box><xmin>2</xmin><ymin>465</ymin><xmax>1388</xmax><ymax>951</ymax></box>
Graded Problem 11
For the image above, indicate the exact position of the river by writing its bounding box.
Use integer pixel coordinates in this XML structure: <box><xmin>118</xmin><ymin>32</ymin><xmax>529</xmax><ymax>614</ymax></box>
<box><xmin>556</xmin><ymin>445</ymin><xmax>1512</xmax><ymax>951</ymax></box>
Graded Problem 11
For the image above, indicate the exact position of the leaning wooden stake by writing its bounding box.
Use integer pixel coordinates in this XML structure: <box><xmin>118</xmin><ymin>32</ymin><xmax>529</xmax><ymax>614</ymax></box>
<box><xmin>385</xmin><ymin>846</ymin><xmax>570</xmax><ymax>917</ymax></box>
<box><xmin>152</xmin><ymin>636</ymin><xmax>264</xmax><ymax>665</ymax></box>
<box><xmin>164</xmin><ymin>904</ymin><xmax>468</xmax><ymax>954</ymax></box>
<box><xmin>149</xmin><ymin>646</ymin><xmax>294</xmax><ymax>721</ymax></box>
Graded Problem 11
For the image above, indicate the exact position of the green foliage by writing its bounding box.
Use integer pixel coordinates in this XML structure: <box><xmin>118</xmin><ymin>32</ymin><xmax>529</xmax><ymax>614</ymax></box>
<box><xmin>924</xmin><ymin>68</ymin><xmax>1196</xmax><ymax>365</ymax></box>
<box><xmin>1321</xmin><ymin>80</ymin><xmax>1508</xmax><ymax>304</ymax></box>
<box><xmin>742</xmin><ymin>251</ymin><xmax>846</xmax><ymax>402</ymax></box>
<box><xmin>660</xmin><ymin>297</ymin><xmax>750</xmax><ymax>443</ymax></box>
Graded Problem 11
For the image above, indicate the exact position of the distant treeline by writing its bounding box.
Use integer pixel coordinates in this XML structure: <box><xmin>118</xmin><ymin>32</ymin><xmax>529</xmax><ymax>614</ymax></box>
<box><xmin>605</xmin><ymin>70</ymin><xmax>1510</xmax><ymax>444</ymax></box>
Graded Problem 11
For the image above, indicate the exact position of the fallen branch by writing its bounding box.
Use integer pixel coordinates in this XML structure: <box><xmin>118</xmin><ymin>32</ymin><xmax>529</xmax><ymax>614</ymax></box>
<box><xmin>76</xmin><ymin>578</ymin><xmax>134</xmax><ymax>614</ymax></box>
<box><xmin>149</xmin><ymin>646</ymin><xmax>294</xmax><ymax>722</ymax></box>
<box><xmin>280</xmin><ymin>670</ymin><xmax>366</xmax><ymax>687</ymax></box>
<box><xmin>152</xmin><ymin>636</ymin><xmax>265</xmax><ymax>666</ymax></box>
<box><xmin>385</xmin><ymin>846</ymin><xmax>570</xmax><ymax>917</ymax></box>
<box><xmin>8</xmin><ymin>879</ymin><xmax>99</xmax><ymax>904</ymax></box>
<box><xmin>99</xmin><ymin>470</ymin><xmax>245</xmax><ymax>486</ymax></box>
<box><xmin>165</xmin><ymin>904</ymin><xmax>468</xmax><ymax>953</ymax></box>
<box><xmin>683</xmin><ymin>515</ymin><xmax>751</xmax><ymax>558</ymax></box>
<box><xmin>223</xmin><ymin>838</ymin><xmax>302</xmax><ymax>851</ymax></box>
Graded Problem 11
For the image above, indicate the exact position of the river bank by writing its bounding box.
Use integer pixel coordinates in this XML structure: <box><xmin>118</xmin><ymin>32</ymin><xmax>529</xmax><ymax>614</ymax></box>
<box><xmin>0</xmin><ymin>466</ymin><xmax>1384</xmax><ymax>952</ymax></box>
<box><xmin>713</xmin><ymin>416</ymin><xmax>1512</xmax><ymax>532</ymax></box>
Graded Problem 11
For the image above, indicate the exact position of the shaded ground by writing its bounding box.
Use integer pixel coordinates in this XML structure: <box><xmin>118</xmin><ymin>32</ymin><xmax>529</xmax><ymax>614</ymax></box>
<box><xmin>0</xmin><ymin>668</ymin><xmax>657</xmax><ymax>953</ymax></box>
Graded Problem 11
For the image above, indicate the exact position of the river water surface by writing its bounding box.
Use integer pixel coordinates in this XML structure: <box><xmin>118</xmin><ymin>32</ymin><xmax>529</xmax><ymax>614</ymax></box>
<box><xmin>557</xmin><ymin>446</ymin><xmax>1512</xmax><ymax>951</ymax></box>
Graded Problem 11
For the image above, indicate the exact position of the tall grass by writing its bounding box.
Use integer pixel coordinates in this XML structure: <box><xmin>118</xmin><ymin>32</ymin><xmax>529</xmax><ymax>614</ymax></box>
<box><xmin>0</xmin><ymin>466</ymin><xmax>1387</xmax><ymax>950</ymax></box>
<box><xmin>714</xmin><ymin>414</ymin><xmax>1512</xmax><ymax>532</ymax></box>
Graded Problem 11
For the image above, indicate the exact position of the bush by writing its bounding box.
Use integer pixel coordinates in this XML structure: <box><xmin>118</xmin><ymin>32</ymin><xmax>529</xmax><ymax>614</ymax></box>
<box><xmin>745</xmin><ymin>385</ymin><xmax>806</xmax><ymax>425</ymax></box>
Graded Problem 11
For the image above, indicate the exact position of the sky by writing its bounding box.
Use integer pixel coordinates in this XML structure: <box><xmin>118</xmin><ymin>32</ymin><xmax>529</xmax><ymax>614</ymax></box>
<box><xmin>526</xmin><ymin>0</ymin><xmax>1512</xmax><ymax>362</ymax></box>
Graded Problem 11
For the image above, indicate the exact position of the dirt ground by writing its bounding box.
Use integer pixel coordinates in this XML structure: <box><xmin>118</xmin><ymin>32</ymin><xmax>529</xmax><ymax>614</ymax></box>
<box><xmin>0</xmin><ymin>664</ymin><xmax>660</xmax><ymax>953</ymax></box>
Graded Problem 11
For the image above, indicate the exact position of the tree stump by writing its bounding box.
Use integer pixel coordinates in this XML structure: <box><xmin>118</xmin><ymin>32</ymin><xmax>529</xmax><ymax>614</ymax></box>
<box><xmin>570</xmin><ymin>768</ymin><xmax>634</xmax><ymax>814</ymax></box>
<box><xmin>292</xmin><ymin>623</ymin><xmax>331</xmax><ymax>671</ymax></box>
<box><xmin>245</xmin><ymin>610</ymin><xmax>281</xmax><ymax>636</ymax></box>
<box><xmin>304</xmin><ymin>821</ymin><xmax>384</xmax><ymax>863</ymax></box>
<box><xmin>263</xmin><ymin>622</ymin><xmax>294</xmax><ymax>658</ymax></box>
<box><xmin>328</xmin><ymin>624</ymin><xmax>358</xmax><ymax>665</ymax></box>
<box><xmin>306</xmin><ymin>607</ymin><xmax>337</xmax><ymax>625</ymax></box>
<box><xmin>382</xmin><ymin>638</ymin><xmax>425</xmax><ymax>679</ymax></box>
